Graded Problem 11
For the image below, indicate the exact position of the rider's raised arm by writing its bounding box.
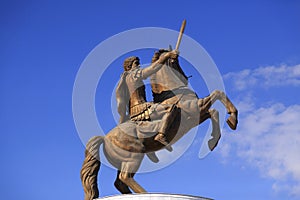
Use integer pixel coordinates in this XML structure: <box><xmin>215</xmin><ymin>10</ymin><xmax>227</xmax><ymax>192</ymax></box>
<box><xmin>141</xmin><ymin>50</ymin><xmax>178</xmax><ymax>79</ymax></box>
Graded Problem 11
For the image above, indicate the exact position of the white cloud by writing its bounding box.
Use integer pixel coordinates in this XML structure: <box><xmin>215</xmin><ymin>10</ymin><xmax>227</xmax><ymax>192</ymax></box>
<box><xmin>218</xmin><ymin>63</ymin><xmax>300</xmax><ymax>197</ymax></box>
<box><xmin>224</xmin><ymin>64</ymin><xmax>300</xmax><ymax>90</ymax></box>
<box><xmin>220</xmin><ymin>102</ymin><xmax>300</xmax><ymax>197</ymax></box>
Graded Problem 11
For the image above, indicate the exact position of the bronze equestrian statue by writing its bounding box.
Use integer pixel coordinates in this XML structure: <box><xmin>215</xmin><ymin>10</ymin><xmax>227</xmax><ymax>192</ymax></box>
<box><xmin>80</xmin><ymin>48</ymin><xmax>238</xmax><ymax>200</ymax></box>
<box><xmin>115</xmin><ymin>50</ymin><xmax>181</xmax><ymax>155</ymax></box>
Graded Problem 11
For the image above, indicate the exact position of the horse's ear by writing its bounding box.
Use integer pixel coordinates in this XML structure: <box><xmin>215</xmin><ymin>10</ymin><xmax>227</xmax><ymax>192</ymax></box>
<box><xmin>168</xmin><ymin>45</ymin><xmax>173</xmax><ymax>51</ymax></box>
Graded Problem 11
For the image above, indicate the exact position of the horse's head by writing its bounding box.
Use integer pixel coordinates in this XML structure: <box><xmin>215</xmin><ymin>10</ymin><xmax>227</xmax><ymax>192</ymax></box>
<box><xmin>150</xmin><ymin>49</ymin><xmax>189</xmax><ymax>102</ymax></box>
<box><xmin>151</xmin><ymin>49</ymin><xmax>179</xmax><ymax>65</ymax></box>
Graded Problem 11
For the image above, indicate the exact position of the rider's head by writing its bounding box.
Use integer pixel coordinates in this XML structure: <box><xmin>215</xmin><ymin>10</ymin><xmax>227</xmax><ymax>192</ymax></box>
<box><xmin>123</xmin><ymin>56</ymin><xmax>140</xmax><ymax>71</ymax></box>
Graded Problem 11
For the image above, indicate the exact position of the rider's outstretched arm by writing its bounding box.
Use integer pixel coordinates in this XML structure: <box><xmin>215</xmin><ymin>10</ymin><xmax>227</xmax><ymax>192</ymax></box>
<box><xmin>141</xmin><ymin>50</ymin><xmax>178</xmax><ymax>79</ymax></box>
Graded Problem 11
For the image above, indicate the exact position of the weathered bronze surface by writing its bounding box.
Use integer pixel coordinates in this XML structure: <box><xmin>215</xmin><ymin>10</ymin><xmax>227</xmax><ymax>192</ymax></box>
<box><xmin>80</xmin><ymin>20</ymin><xmax>238</xmax><ymax>200</ymax></box>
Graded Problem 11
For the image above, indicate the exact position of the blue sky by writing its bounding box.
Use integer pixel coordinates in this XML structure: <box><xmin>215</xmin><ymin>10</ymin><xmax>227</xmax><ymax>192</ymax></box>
<box><xmin>1</xmin><ymin>1</ymin><xmax>300</xmax><ymax>200</ymax></box>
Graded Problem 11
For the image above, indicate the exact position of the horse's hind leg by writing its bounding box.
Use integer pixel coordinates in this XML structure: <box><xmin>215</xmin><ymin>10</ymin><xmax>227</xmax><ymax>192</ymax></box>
<box><xmin>201</xmin><ymin>90</ymin><xmax>238</xmax><ymax>130</ymax></box>
<box><xmin>114</xmin><ymin>170</ymin><xmax>132</xmax><ymax>194</ymax></box>
<box><xmin>119</xmin><ymin>162</ymin><xmax>146</xmax><ymax>193</ymax></box>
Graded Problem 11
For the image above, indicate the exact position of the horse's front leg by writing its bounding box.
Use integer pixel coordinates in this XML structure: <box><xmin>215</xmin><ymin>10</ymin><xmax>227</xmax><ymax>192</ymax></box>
<box><xmin>208</xmin><ymin>109</ymin><xmax>221</xmax><ymax>151</ymax></box>
<box><xmin>198</xmin><ymin>108</ymin><xmax>221</xmax><ymax>151</ymax></box>
<box><xmin>201</xmin><ymin>90</ymin><xmax>238</xmax><ymax>130</ymax></box>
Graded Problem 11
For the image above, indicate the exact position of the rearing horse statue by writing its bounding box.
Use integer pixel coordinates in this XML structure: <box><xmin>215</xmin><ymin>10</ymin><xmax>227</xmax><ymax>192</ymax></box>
<box><xmin>80</xmin><ymin>50</ymin><xmax>238</xmax><ymax>200</ymax></box>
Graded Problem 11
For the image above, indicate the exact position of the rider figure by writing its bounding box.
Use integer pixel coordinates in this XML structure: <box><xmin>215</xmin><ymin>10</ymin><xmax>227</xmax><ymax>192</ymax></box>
<box><xmin>116</xmin><ymin>50</ymin><xmax>179</xmax><ymax>151</ymax></box>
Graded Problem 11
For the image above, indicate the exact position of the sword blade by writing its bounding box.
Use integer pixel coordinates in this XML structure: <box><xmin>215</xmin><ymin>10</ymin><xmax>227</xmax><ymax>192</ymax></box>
<box><xmin>175</xmin><ymin>19</ymin><xmax>186</xmax><ymax>51</ymax></box>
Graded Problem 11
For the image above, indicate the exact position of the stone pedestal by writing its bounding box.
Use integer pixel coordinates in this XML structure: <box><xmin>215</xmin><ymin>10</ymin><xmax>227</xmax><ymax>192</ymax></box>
<box><xmin>96</xmin><ymin>193</ymin><xmax>212</xmax><ymax>200</ymax></box>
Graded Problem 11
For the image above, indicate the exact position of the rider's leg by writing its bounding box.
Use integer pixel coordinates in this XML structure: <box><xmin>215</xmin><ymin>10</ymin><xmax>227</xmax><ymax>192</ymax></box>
<box><xmin>151</xmin><ymin>104</ymin><xmax>179</xmax><ymax>151</ymax></box>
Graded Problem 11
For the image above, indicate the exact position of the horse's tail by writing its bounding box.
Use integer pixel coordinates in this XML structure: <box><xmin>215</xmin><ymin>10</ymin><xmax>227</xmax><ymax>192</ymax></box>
<box><xmin>80</xmin><ymin>136</ymin><xmax>104</xmax><ymax>200</ymax></box>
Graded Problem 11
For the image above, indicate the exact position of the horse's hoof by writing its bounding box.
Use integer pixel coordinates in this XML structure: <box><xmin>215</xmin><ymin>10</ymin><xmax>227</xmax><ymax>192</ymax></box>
<box><xmin>227</xmin><ymin>113</ymin><xmax>238</xmax><ymax>130</ymax></box>
<box><xmin>208</xmin><ymin>135</ymin><xmax>221</xmax><ymax>151</ymax></box>
<box><xmin>165</xmin><ymin>145</ymin><xmax>173</xmax><ymax>152</ymax></box>
<box><xmin>146</xmin><ymin>152</ymin><xmax>159</xmax><ymax>163</ymax></box>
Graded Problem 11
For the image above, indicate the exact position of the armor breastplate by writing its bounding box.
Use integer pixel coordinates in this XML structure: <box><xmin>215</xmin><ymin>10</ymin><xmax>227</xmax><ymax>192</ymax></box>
<box><xmin>128</xmin><ymin>85</ymin><xmax>151</xmax><ymax>120</ymax></box>
<box><xmin>125</xmin><ymin>69</ymin><xmax>147</xmax><ymax>115</ymax></box>
<box><xmin>129</xmin><ymin>85</ymin><xmax>146</xmax><ymax>107</ymax></box>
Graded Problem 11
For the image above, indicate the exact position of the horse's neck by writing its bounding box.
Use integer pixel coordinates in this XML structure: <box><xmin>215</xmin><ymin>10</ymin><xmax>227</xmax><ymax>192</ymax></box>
<box><xmin>151</xmin><ymin>65</ymin><xmax>187</xmax><ymax>94</ymax></box>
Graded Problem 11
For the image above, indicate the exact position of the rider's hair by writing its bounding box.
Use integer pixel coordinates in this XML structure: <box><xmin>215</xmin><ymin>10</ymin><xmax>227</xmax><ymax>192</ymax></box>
<box><xmin>123</xmin><ymin>56</ymin><xmax>139</xmax><ymax>71</ymax></box>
